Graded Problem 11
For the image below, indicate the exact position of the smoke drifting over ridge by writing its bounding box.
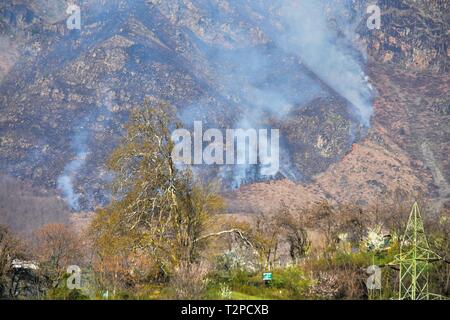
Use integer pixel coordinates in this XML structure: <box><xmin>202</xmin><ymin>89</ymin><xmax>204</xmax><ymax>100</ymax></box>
<box><xmin>2</xmin><ymin>0</ymin><xmax>375</xmax><ymax>210</ymax></box>
<box><xmin>176</xmin><ymin>0</ymin><xmax>375</xmax><ymax>185</ymax></box>
<box><xmin>56</xmin><ymin>86</ymin><xmax>115</xmax><ymax>210</ymax></box>
<box><xmin>278</xmin><ymin>0</ymin><xmax>374</xmax><ymax>125</ymax></box>
<box><xmin>62</xmin><ymin>0</ymin><xmax>374</xmax><ymax>205</ymax></box>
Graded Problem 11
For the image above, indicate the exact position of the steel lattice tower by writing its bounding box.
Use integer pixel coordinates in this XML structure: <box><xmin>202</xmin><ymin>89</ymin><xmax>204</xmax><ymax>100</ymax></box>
<box><xmin>394</xmin><ymin>202</ymin><xmax>441</xmax><ymax>300</ymax></box>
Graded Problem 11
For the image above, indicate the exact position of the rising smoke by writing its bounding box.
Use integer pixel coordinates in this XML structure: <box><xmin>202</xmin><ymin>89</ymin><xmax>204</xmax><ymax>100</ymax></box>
<box><xmin>57</xmin><ymin>127</ymin><xmax>89</xmax><ymax>211</ymax></box>
<box><xmin>277</xmin><ymin>0</ymin><xmax>374</xmax><ymax>125</ymax></box>
<box><xmin>55</xmin><ymin>0</ymin><xmax>375</xmax><ymax>208</ymax></box>
<box><xmin>57</xmin><ymin>85</ymin><xmax>114</xmax><ymax>210</ymax></box>
<box><xmin>177</xmin><ymin>0</ymin><xmax>375</xmax><ymax>185</ymax></box>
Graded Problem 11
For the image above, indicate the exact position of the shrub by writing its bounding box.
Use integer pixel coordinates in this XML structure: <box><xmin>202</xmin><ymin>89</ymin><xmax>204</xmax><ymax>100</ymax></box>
<box><xmin>168</xmin><ymin>262</ymin><xmax>210</xmax><ymax>299</ymax></box>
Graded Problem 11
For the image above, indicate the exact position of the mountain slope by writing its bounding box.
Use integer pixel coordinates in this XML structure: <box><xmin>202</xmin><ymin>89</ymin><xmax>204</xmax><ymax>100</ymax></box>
<box><xmin>0</xmin><ymin>0</ymin><xmax>449</xmax><ymax>218</ymax></box>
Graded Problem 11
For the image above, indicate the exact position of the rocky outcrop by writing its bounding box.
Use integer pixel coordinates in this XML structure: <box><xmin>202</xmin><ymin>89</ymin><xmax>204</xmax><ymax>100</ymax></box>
<box><xmin>361</xmin><ymin>0</ymin><xmax>449</xmax><ymax>73</ymax></box>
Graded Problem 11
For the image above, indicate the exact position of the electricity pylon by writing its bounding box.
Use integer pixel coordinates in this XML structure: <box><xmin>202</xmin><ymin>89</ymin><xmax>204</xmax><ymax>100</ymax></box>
<box><xmin>392</xmin><ymin>202</ymin><xmax>442</xmax><ymax>300</ymax></box>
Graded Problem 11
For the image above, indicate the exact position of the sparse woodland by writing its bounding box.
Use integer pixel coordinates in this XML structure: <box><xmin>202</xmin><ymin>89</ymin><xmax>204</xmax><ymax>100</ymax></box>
<box><xmin>0</xmin><ymin>101</ymin><xmax>448</xmax><ymax>300</ymax></box>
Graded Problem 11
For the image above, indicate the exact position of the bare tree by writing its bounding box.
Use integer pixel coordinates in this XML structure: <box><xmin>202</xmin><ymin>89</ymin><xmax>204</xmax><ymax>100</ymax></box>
<box><xmin>0</xmin><ymin>225</ymin><xmax>17</xmax><ymax>297</ymax></box>
<box><xmin>275</xmin><ymin>203</ymin><xmax>311</xmax><ymax>264</ymax></box>
<box><xmin>34</xmin><ymin>223</ymin><xmax>82</xmax><ymax>288</ymax></box>
<box><xmin>0</xmin><ymin>225</ymin><xmax>35</xmax><ymax>299</ymax></box>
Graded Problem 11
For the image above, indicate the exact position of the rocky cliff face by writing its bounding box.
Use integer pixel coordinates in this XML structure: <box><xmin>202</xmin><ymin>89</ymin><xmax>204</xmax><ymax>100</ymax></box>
<box><xmin>363</xmin><ymin>0</ymin><xmax>449</xmax><ymax>73</ymax></box>
<box><xmin>0</xmin><ymin>0</ymin><xmax>448</xmax><ymax>215</ymax></box>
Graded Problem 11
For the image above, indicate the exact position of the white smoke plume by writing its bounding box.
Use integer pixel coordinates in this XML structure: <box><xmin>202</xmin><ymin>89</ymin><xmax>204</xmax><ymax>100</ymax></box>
<box><xmin>277</xmin><ymin>0</ymin><xmax>374</xmax><ymax>125</ymax></box>
<box><xmin>175</xmin><ymin>0</ymin><xmax>375</xmax><ymax>185</ymax></box>
<box><xmin>57</xmin><ymin>128</ymin><xmax>89</xmax><ymax>211</ymax></box>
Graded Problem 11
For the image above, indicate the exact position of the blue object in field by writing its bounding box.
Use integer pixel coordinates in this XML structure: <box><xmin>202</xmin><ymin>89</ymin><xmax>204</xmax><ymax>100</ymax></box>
<box><xmin>263</xmin><ymin>272</ymin><xmax>272</xmax><ymax>281</ymax></box>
